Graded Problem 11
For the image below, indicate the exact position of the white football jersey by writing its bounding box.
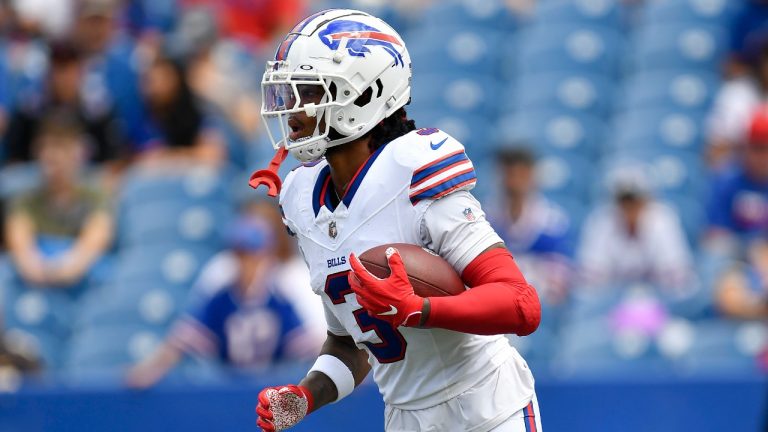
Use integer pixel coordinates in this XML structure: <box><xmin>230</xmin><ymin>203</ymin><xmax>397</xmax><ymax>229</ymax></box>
<box><xmin>279</xmin><ymin>129</ymin><xmax>534</xmax><ymax>410</ymax></box>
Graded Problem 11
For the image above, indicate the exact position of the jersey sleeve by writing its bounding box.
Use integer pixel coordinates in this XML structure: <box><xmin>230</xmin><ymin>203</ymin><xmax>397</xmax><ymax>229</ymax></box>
<box><xmin>391</xmin><ymin>129</ymin><xmax>477</xmax><ymax>205</ymax></box>
<box><xmin>419</xmin><ymin>190</ymin><xmax>504</xmax><ymax>274</ymax></box>
<box><xmin>323</xmin><ymin>301</ymin><xmax>350</xmax><ymax>336</ymax></box>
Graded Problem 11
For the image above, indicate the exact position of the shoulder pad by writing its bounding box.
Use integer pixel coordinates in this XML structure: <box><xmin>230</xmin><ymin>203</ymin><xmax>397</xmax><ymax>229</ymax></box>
<box><xmin>390</xmin><ymin>128</ymin><xmax>477</xmax><ymax>205</ymax></box>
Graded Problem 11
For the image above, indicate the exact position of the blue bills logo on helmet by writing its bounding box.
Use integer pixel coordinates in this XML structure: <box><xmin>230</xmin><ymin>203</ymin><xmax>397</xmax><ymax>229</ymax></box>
<box><xmin>318</xmin><ymin>20</ymin><xmax>404</xmax><ymax>67</ymax></box>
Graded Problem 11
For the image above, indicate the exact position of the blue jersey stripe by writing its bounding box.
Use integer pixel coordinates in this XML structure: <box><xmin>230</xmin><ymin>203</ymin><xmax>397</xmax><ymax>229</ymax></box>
<box><xmin>312</xmin><ymin>165</ymin><xmax>331</xmax><ymax>216</ymax></box>
<box><xmin>411</xmin><ymin>152</ymin><xmax>468</xmax><ymax>186</ymax></box>
<box><xmin>410</xmin><ymin>170</ymin><xmax>476</xmax><ymax>203</ymax></box>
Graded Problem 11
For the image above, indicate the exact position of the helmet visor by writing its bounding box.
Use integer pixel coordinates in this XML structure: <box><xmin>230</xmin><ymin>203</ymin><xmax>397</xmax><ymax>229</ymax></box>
<box><xmin>262</xmin><ymin>78</ymin><xmax>329</xmax><ymax>113</ymax></box>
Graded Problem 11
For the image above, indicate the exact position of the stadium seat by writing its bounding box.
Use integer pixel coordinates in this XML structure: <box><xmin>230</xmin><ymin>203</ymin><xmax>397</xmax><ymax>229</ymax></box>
<box><xmin>66</xmin><ymin>324</ymin><xmax>165</xmax><ymax>370</ymax></box>
<box><xmin>506</xmin><ymin>71</ymin><xmax>615</xmax><ymax>117</ymax></box>
<box><xmin>534</xmin><ymin>0</ymin><xmax>621</xmax><ymax>27</ymax></box>
<box><xmin>535</xmin><ymin>152</ymin><xmax>593</xmax><ymax>202</ymax></box>
<box><xmin>640</xmin><ymin>0</ymin><xmax>737</xmax><ymax>27</ymax></box>
<box><xmin>668</xmin><ymin>319</ymin><xmax>766</xmax><ymax>373</ymax></box>
<box><xmin>112</xmin><ymin>244</ymin><xmax>219</xmax><ymax>290</ymax></box>
<box><xmin>407</xmin><ymin>29</ymin><xmax>506</xmax><ymax>77</ymax></box>
<box><xmin>598</xmin><ymin>149</ymin><xmax>708</xmax><ymax>199</ymax></box>
<box><xmin>410</xmin><ymin>72</ymin><xmax>502</xmax><ymax>117</ymax></box>
<box><xmin>609</xmin><ymin>107</ymin><xmax>706</xmax><ymax>152</ymax></box>
<box><xmin>419</xmin><ymin>0</ymin><xmax>518</xmax><ymax>32</ymax></box>
<box><xmin>629</xmin><ymin>23</ymin><xmax>728</xmax><ymax>72</ymax></box>
<box><xmin>1</xmin><ymin>282</ymin><xmax>77</xmax><ymax>340</ymax></box>
<box><xmin>0</xmin><ymin>163</ymin><xmax>41</xmax><ymax>200</ymax></box>
<box><xmin>119</xmin><ymin>199</ymin><xmax>231</xmax><ymax>247</ymax></box>
<box><xmin>118</xmin><ymin>166</ymin><xmax>230</xmax><ymax>206</ymax></box>
<box><xmin>495</xmin><ymin>109</ymin><xmax>606</xmax><ymax>158</ymax></box>
<box><xmin>618</xmin><ymin>69</ymin><xmax>719</xmax><ymax>113</ymax></box>
<box><xmin>516</xmin><ymin>24</ymin><xmax>624</xmax><ymax>77</ymax></box>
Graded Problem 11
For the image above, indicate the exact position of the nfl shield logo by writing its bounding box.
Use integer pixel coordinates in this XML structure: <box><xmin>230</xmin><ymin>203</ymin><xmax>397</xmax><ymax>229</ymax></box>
<box><xmin>328</xmin><ymin>220</ymin><xmax>338</xmax><ymax>238</ymax></box>
<box><xmin>463</xmin><ymin>208</ymin><xmax>476</xmax><ymax>221</ymax></box>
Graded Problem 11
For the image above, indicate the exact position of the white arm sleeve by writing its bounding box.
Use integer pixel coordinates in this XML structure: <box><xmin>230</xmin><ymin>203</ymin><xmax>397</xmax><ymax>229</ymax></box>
<box><xmin>419</xmin><ymin>190</ymin><xmax>504</xmax><ymax>274</ymax></box>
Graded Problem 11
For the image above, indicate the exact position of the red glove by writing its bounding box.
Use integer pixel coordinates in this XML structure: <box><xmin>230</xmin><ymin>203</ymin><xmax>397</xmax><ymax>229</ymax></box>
<box><xmin>348</xmin><ymin>247</ymin><xmax>424</xmax><ymax>327</ymax></box>
<box><xmin>256</xmin><ymin>385</ymin><xmax>313</xmax><ymax>431</ymax></box>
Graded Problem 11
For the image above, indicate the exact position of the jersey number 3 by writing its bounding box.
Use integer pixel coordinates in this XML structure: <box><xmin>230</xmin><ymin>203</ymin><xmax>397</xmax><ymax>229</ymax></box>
<box><xmin>325</xmin><ymin>271</ymin><xmax>407</xmax><ymax>363</ymax></box>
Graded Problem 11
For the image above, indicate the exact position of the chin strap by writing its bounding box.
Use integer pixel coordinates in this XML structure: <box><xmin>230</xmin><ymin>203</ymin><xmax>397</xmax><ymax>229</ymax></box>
<box><xmin>249</xmin><ymin>146</ymin><xmax>290</xmax><ymax>197</ymax></box>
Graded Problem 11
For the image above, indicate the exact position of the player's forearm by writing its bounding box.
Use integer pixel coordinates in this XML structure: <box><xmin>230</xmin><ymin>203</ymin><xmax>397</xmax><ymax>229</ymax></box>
<box><xmin>425</xmin><ymin>248</ymin><xmax>542</xmax><ymax>336</ymax></box>
<box><xmin>299</xmin><ymin>332</ymin><xmax>370</xmax><ymax>413</ymax></box>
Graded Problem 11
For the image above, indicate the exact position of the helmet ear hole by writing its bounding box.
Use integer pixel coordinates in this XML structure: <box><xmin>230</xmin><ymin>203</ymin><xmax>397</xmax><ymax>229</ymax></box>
<box><xmin>375</xmin><ymin>79</ymin><xmax>383</xmax><ymax>98</ymax></box>
<box><xmin>354</xmin><ymin>86</ymin><xmax>374</xmax><ymax>107</ymax></box>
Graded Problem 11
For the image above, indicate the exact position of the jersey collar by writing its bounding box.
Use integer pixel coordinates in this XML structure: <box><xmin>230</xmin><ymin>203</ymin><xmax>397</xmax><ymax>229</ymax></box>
<box><xmin>312</xmin><ymin>144</ymin><xmax>388</xmax><ymax>217</ymax></box>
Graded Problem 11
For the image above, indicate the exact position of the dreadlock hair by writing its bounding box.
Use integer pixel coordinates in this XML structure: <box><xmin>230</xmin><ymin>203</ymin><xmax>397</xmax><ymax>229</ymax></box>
<box><xmin>367</xmin><ymin>107</ymin><xmax>416</xmax><ymax>152</ymax></box>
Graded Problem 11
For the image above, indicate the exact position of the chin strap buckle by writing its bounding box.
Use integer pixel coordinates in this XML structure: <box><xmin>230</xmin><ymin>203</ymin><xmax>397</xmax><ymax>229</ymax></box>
<box><xmin>249</xmin><ymin>146</ymin><xmax>290</xmax><ymax>197</ymax></box>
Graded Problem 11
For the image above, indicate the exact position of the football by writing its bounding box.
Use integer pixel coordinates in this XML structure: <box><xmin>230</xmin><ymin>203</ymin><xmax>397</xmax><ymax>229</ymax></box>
<box><xmin>358</xmin><ymin>243</ymin><xmax>466</xmax><ymax>297</ymax></box>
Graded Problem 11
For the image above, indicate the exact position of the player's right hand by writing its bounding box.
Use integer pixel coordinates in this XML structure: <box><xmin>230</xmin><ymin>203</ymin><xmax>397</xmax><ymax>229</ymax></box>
<box><xmin>256</xmin><ymin>385</ymin><xmax>313</xmax><ymax>431</ymax></box>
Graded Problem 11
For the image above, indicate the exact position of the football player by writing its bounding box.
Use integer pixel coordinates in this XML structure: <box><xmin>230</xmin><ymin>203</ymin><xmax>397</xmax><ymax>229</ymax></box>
<box><xmin>251</xmin><ymin>9</ymin><xmax>543</xmax><ymax>432</ymax></box>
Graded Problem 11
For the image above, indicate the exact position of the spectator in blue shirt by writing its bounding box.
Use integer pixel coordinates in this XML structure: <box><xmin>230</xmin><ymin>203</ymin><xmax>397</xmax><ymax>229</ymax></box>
<box><xmin>707</xmin><ymin>106</ymin><xmax>768</xmax><ymax>256</ymax></box>
<box><xmin>126</xmin><ymin>216</ymin><xmax>310</xmax><ymax>388</ymax></box>
<box><xmin>486</xmin><ymin>147</ymin><xmax>573</xmax><ymax>305</ymax></box>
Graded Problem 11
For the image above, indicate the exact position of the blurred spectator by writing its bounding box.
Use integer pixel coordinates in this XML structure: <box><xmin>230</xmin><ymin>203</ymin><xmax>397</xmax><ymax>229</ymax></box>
<box><xmin>578</xmin><ymin>166</ymin><xmax>695</xmax><ymax>293</ymax></box>
<box><xmin>486</xmin><ymin>147</ymin><xmax>573</xmax><ymax>305</ymax></box>
<box><xmin>10</xmin><ymin>0</ymin><xmax>74</xmax><ymax>39</ymax></box>
<box><xmin>3</xmin><ymin>113</ymin><xmax>113</xmax><ymax>287</ymax></box>
<box><xmin>71</xmin><ymin>0</ymin><xmax>145</xmax><ymax>150</ymax></box>
<box><xmin>247</xmin><ymin>199</ymin><xmax>326</xmax><ymax>347</ymax></box>
<box><xmin>126</xmin><ymin>217</ymin><xmax>312</xmax><ymax>388</ymax></box>
<box><xmin>726</xmin><ymin>0</ymin><xmax>768</xmax><ymax>78</ymax></box>
<box><xmin>179</xmin><ymin>0</ymin><xmax>305</xmax><ymax>52</ymax></box>
<box><xmin>189</xmin><ymin>199</ymin><xmax>325</xmax><ymax>353</ymax></box>
<box><xmin>715</xmin><ymin>236</ymin><xmax>768</xmax><ymax>320</ymax></box>
<box><xmin>3</xmin><ymin>41</ymin><xmax>127</xmax><ymax>165</ymax></box>
<box><xmin>135</xmin><ymin>54</ymin><xmax>225</xmax><ymax>166</ymax></box>
<box><xmin>171</xmin><ymin>7</ymin><xmax>262</xmax><ymax>165</ymax></box>
<box><xmin>706</xmin><ymin>106</ymin><xmax>768</xmax><ymax>256</ymax></box>
<box><xmin>707</xmin><ymin>37</ymin><xmax>768</xmax><ymax>169</ymax></box>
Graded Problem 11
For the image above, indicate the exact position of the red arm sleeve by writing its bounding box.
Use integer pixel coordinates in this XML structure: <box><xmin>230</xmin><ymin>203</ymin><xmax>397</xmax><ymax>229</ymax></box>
<box><xmin>425</xmin><ymin>248</ymin><xmax>541</xmax><ymax>336</ymax></box>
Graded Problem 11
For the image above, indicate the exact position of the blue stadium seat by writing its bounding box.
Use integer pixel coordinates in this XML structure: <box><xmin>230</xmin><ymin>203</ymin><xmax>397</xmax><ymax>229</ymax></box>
<box><xmin>75</xmin><ymin>281</ymin><xmax>188</xmax><ymax>331</ymax></box>
<box><xmin>495</xmin><ymin>110</ymin><xmax>606</xmax><ymax>158</ymax></box>
<box><xmin>66</xmin><ymin>324</ymin><xmax>164</xmax><ymax>370</ymax></box>
<box><xmin>419</xmin><ymin>0</ymin><xmax>518</xmax><ymax>32</ymax></box>
<box><xmin>119</xmin><ymin>167</ymin><xmax>231</xmax><ymax>206</ymax></box>
<box><xmin>516</xmin><ymin>24</ymin><xmax>624</xmax><ymax>76</ymax></box>
<box><xmin>0</xmin><ymin>163</ymin><xmax>41</xmax><ymax>200</ymax></box>
<box><xmin>599</xmin><ymin>149</ymin><xmax>707</xmax><ymax>199</ymax></box>
<box><xmin>407</xmin><ymin>29</ymin><xmax>505</xmax><ymax>77</ymax></box>
<box><xmin>535</xmin><ymin>152</ymin><xmax>593</xmax><ymax>202</ymax></box>
<box><xmin>506</xmin><ymin>72</ymin><xmax>615</xmax><ymax>117</ymax></box>
<box><xmin>618</xmin><ymin>69</ymin><xmax>719</xmax><ymax>112</ymax></box>
<box><xmin>112</xmin><ymin>244</ymin><xmax>219</xmax><ymax>290</ymax></box>
<box><xmin>534</xmin><ymin>0</ymin><xmax>621</xmax><ymax>27</ymax></box>
<box><xmin>640</xmin><ymin>0</ymin><xmax>737</xmax><ymax>27</ymax></box>
<box><xmin>1</xmin><ymin>282</ymin><xmax>77</xmax><ymax>340</ymax></box>
<box><xmin>669</xmin><ymin>319</ymin><xmax>765</xmax><ymax>373</ymax></box>
<box><xmin>629</xmin><ymin>23</ymin><xmax>728</xmax><ymax>72</ymax></box>
<box><xmin>554</xmin><ymin>315</ymin><xmax>670</xmax><ymax>375</ymax></box>
<box><xmin>119</xmin><ymin>199</ymin><xmax>231</xmax><ymax>247</ymax></box>
<box><xmin>609</xmin><ymin>107</ymin><xmax>706</xmax><ymax>152</ymax></box>
<box><xmin>409</xmin><ymin>72</ymin><xmax>502</xmax><ymax>117</ymax></box>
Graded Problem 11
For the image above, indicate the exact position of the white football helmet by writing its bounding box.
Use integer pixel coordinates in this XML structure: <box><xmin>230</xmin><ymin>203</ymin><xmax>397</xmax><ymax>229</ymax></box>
<box><xmin>261</xmin><ymin>9</ymin><xmax>412</xmax><ymax>162</ymax></box>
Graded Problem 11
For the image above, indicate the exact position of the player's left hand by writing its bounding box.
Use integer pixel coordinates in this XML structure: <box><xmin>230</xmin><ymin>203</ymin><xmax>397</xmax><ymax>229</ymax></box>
<box><xmin>256</xmin><ymin>385</ymin><xmax>312</xmax><ymax>431</ymax></box>
<box><xmin>349</xmin><ymin>247</ymin><xmax>424</xmax><ymax>327</ymax></box>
